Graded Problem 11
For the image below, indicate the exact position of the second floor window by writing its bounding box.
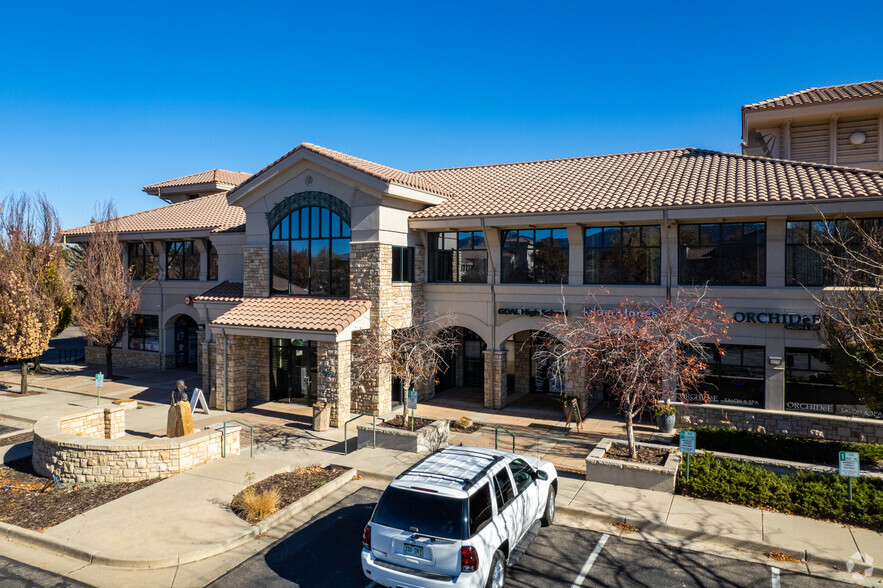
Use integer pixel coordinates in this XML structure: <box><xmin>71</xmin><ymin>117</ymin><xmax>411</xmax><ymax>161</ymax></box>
<box><xmin>428</xmin><ymin>231</ymin><xmax>487</xmax><ymax>283</ymax></box>
<box><xmin>786</xmin><ymin>218</ymin><xmax>883</xmax><ymax>287</ymax></box>
<box><xmin>584</xmin><ymin>225</ymin><xmax>661</xmax><ymax>284</ymax></box>
<box><xmin>501</xmin><ymin>228</ymin><xmax>568</xmax><ymax>284</ymax></box>
<box><xmin>392</xmin><ymin>246</ymin><xmax>415</xmax><ymax>283</ymax></box>
<box><xmin>208</xmin><ymin>241</ymin><xmax>218</xmax><ymax>281</ymax></box>
<box><xmin>127</xmin><ymin>242</ymin><xmax>157</xmax><ymax>280</ymax></box>
<box><xmin>271</xmin><ymin>206</ymin><xmax>350</xmax><ymax>296</ymax></box>
<box><xmin>166</xmin><ymin>241</ymin><xmax>199</xmax><ymax>280</ymax></box>
<box><xmin>678</xmin><ymin>223</ymin><xmax>765</xmax><ymax>286</ymax></box>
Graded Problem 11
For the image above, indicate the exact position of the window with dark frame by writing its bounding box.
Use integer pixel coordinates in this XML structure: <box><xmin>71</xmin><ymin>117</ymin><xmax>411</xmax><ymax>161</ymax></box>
<box><xmin>678</xmin><ymin>222</ymin><xmax>766</xmax><ymax>286</ymax></box>
<box><xmin>468</xmin><ymin>483</ymin><xmax>494</xmax><ymax>536</ymax></box>
<box><xmin>683</xmin><ymin>343</ymin><xmax>766</xmax><ymax>408</ymax></box>
<box><xmin>127</xmin><ymin>242</ymin><xmax>157</xmax><ymax>280</ymax></box>
<box><xmin>786</xmin><ymin>218</ymin><xmax>883</xmax><ymax>287</ymax></box>
<box><xmin>127</xmin><ymin>314</ymin><xmax>159</xmax><ymax>352</ymax></box>
<box><xmin>391</xmin><ymin>246</ymin><xmax>415</xmax><ymax>283</ymax></box>
<box><xmin>584</xmin><ymin>225</ymin><xmax>661</xmax><ymax>284</ymax></box>
<box><xmin>428</xmin><ymin>231</ymin><xmax>487</xmax><ymax>283</ymax></box>
<box><xmin>785</xmin><ymin>348</ymin><xmax>880</xmax><ymax>419</ymax></box>
<box><xmin>270</xmin><ymin>206</ymin><xmax>351</xmax><ymax>296</ymax></box>
<box><xmin>166</xmin><ymin>241</ymin><xmax>199</xmax><ymax>280</ymax></box>
<box><xmin>208</xmin><ymin>241</ymin><xmax>218</xmax><ymax>281</ymax></box>
<box><xmin>501</xmin><ymin>228</ymin><xmax>568</xmax><ymax>284</ymax></box>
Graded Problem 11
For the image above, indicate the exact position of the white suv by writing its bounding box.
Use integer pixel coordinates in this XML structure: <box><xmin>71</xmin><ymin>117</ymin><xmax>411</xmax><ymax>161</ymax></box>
<box><xmin>361</xmin><ymin>446</ymin><xmax>558</xmax><ymax>588</ymax></box>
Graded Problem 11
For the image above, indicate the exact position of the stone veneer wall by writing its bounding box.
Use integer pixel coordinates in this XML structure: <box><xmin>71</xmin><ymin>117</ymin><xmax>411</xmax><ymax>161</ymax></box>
<box><xmin>85</xmin><ymin>346</ymin><xmax>161</xmax><ymax>370</ymax></box>
<box><xmin>318</xmin><ymin>339</ymin><xmax>351</xmax><ymax>427</ymax></box>
<box><xmin>213</xmin><ymin>333</ymin><xmax>249</xmax><ymax>411</ymax></box>
<box><xmin>675</xmin><ymin>402</ymin><xmax>883</xmax><ymax>443</ymax></box>
<box><xmin>483</xmin><ymin>350</ymin><xmax>507</xmax><ymax>409</ymax></box>
<box><xmin>200</xmin><ymin>340</ymin><xmax>217</xmax><ymax>400</ymax></box>
<box><xmin>243</xmin><ymin>245</ymin><xmax>269</xmax><ymax>297</ymax></box>
<box><xmin>32</xmin><ymin>408</ymin><xmax>240</xmax><ymax>483</ymax></box>
<box><xmin>245</xmin><ymin>337</ymin><xmax>270</xmax><ymax>403</ymax></box>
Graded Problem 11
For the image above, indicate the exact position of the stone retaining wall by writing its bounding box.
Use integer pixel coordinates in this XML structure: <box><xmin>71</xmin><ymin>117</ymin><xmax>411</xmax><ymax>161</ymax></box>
<box><xmin>32</xmin><ymin>408</ymin><xmax>240</xmax><ymax>484</ymax></box>
<box><xmin>85</xmin><ymin>346</ymin><xmax>161</xmax><ymax>370</ymax></box>
<box><xmin>675</xmin><ymin>402</ymin><xmax>883</xmax><ymax>443</ymax></box>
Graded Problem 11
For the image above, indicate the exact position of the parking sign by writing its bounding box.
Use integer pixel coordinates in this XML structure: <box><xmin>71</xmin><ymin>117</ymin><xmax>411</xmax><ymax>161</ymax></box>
<box><xmin>679</xmin><ymin>430</ymin><xmax>696</xmax><ymax>454</ymax></box>
<box><xmin>839</xmin><ymin>451</ymin><xmax>860</xmax><ymax>477</ymax></box>
<box><xmin>407</xmin><ymin>389</ymin><xmax>417</xmax><ymax>410</ymax></box>
<box><xmin>95</xmin><ymin>372</ymin><xmax>104</xmax><ymax>388</ymax></box>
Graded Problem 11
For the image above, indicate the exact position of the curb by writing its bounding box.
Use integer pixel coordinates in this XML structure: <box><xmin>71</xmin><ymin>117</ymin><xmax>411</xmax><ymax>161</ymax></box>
<box><xmin>556</xmin><ymin>505</ymin><xmax>881</xmax><ymax>578</ymax></box>
<box><xmin>1</xmin><ymin>466</ymin><xmax>358</xmax><ymax>569</ymax></box>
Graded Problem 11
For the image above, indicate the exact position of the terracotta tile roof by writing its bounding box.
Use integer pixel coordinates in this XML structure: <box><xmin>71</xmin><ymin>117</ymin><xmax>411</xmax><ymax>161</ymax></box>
<box><xmin>193</xmin><ymin>281</ymin><xmax>244</xmax><ymax>302</ymax></box>
<box><xmin>743</xmin><ymin>80</ymin><xmax>883</xmax><ymax>111</ymax></box>
<box><xmin>410</xmin><ymin>148</ymin><xmax>883</xmax><ymax>219</ymax></box>
<box><xmin>62</xmin><ymin>193</ymin><xmax>245</xmax><ymax>236</ymax></box>
<box><xmin>227</xmin><ymin>142</ymin><xmax>452</xmax><ymax>199</ymax></box>
<box><xmin>212</xmin><ymin>297</ymin><xmax>371</xmax><ymax>333</ymax></box>
<box><xmin>144</xmin><ymin>169</ymin><xmax>252</xmax><ymax>190</ymax></box>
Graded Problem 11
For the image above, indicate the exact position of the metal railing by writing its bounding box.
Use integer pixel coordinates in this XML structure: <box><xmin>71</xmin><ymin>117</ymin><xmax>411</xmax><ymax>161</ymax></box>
<box><xmin>494</xmin><ymin>424</ymin><xmax>515</xmax><ymax>453</ymax></box>
<box><xmin>221</xmin><ymin>419</ymin><xmax>254</xmax><ymax>458</ymax></box>
<box><xmin>344</xmin><ymin>413</ymin><xmax>376</xmax><ymax>455</ymax></box>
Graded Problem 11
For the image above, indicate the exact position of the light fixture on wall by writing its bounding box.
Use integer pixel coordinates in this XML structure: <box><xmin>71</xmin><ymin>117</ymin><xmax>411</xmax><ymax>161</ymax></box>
<box><xmin>850</xmin><ymin>131</ymin><xmax>867</xmax><ymax>146</ymax></box>
<box><xmin>768</xmin><ymin>356</ymin><xmax>783</xmax><ymax>366</ymax></box>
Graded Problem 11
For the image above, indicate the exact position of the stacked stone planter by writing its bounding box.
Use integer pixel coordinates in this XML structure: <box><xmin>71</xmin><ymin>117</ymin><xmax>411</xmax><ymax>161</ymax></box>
<box><xmin>358</xmin><ymin>418</ymin><xmax>449</xmax><ymax>453</ymax></box>
<box><xmin>585</xmin><ymin>437</ymin><xmax>681</xmax><ymax>493</ymax></box>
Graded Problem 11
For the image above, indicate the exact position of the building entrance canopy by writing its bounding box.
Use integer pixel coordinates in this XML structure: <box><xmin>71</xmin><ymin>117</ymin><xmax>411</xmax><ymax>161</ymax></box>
<box><xmin>211</xmin><ymin>296</ymin><xmax>371</xmax><ymax>342</ymax></box>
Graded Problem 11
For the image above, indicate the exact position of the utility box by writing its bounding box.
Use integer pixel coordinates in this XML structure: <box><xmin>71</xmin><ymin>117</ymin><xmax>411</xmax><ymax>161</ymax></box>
<box><xmin>312</xmin><ymin>401</ymin><xmax>330</xmax><ymax>432</ymax></box>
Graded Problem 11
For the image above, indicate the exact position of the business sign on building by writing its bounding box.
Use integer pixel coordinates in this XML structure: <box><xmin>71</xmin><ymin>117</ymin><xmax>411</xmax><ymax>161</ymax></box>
<box><xmin>496</xmin><ymin>306</ymin><xmax>567</xmax><ymax>317</ymax></box>
<box><xmin>732</xmin><ymin>311</ymin><xmax>821</xmax><ymax>330</ymax></box>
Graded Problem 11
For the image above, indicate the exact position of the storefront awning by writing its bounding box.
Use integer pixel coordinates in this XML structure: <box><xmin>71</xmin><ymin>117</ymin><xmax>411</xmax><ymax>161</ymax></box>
<box><xmin>211</xmin><ymin>297</ymin><xmax>371</xmax><ymax>342</ymax></box>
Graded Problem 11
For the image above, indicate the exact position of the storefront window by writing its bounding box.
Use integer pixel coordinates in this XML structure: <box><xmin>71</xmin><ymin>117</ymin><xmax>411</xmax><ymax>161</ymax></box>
<box><xmin>428</xmin><ymin>231</ymin><xmax>487</xmax><ymax>283</ymax></box>
<box><xmin>501</xmin><ymin>228</ymin><xmax>568</xmax><ymax>284</ymax></box>
<box><xmin>270</xmin><ymin>206</ymin><xmax>350</xmax><ymax>296</ymax></box>
<box><xmin>785</xmin><ymin>348</ymin><xmax>881</xmax><ymax>419</ymax></box>
<box><xmin>682</xmin><ymin>344</ymin><xmax>765</xmax><ymax>408</ymax></box>
<box><xmin>166</xmin><ymin>241</ymin><xmax>200</xmax><ymax>280</ymax></box>
<box><xmin>127</xmin><ymin>242</ymin><xmax>157</xmax><ymax>280</ymax></box>
<box><xmin>128</xmin><ymin>315</ymin><xmax>159</xmax><ymax>352</ymax></box>
<box><xmin>584</xmin><ymin>225</ymin><xmax>660</xmax><ymax>284</ymax></box>
<box><xmin>392</xmin><ymin>246</ymin><xmax>415</xmax><ymax>283</ymax></box>
<box><xmin>786</xmin><ymin>218</ymin><xmax>883</xmax><ymax>287</ymax></box>
<box><xmin>678</xmin><ymin>223</ymin><xmax>765</xmax><ymax>286</ymax></box>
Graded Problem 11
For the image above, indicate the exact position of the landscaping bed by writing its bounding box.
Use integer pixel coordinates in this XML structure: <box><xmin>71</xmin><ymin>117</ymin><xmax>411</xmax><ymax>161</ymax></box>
<box><xmin>232</xmin><ymin>465</ymin><xmax>347</xmax><ymax>524</ymax></box>
<box><xmin>0</xmin><ymin>457</ymin><xmax>159</xmax><ymax>531</ymax></box>
<box><xmin>0</xmin><ymin>431</ymin><xmax>33</xmax><ymax>447</ymax></box>
<box><xmin>379</xmin><ymin>415</ymin><xmax>436</xmax><ymax>430</ymax></box>
<box><xmin>604</xmin><ymin>442</ymin><xmax>668</xmax><ymax>466</ymax></box>
<box><xmin>674</xmin><ymin>427</ymin><xmax>883</xmax><ymax>468</ymax></box>
<box><xmin>678</xmin><ymin>452</ymin><xmax>883</xmax><ymax>531</ymax></box>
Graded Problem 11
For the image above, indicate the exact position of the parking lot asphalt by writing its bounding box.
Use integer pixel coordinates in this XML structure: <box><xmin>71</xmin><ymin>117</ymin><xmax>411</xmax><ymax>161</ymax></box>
<box><xmin>208</xmin><ymin>486</ymin><xmax>851</xmax><ymax>588</ymax></box>
<box><xmin>0</xmin><ymin>554</ymin><xmax>90</xmax><ymax>588</ymax></box>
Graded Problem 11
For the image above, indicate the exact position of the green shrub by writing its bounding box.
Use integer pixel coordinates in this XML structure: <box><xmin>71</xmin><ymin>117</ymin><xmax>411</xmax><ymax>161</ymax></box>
<box><xmin>678</xmin><ymin>452</ymin><xmax>883</xmax><ymax>531</ymax></box>
<box><xmin>673</xmin><ymin>427</ymin><xmax>883</xmax><ymax>467</ymax></box>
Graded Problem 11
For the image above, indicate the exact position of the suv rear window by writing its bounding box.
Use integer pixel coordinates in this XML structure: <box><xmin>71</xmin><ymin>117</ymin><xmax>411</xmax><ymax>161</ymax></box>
<box><xmin>372</xmin><ymin>487</ymin><xmax>466</xmax><ymax>539</ymax></box>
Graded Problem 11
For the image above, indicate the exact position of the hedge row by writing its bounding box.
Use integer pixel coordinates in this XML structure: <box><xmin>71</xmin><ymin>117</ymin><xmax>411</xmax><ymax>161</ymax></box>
<box><xmin>673</xmin><ymin>427</ymin><xmax>883</xmax><ymax>467</ymax></box>
<box><xmin>678</xmin><ymin>452</ymin><xmax>883</xmax><ymax>531</ymax></box>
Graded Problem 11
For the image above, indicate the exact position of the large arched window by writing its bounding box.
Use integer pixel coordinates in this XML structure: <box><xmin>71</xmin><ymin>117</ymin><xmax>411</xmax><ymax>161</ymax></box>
<box><xmin>271</xmin><ymin>206</ymin><xmax>351</xmax><ymax>296</ymax></box>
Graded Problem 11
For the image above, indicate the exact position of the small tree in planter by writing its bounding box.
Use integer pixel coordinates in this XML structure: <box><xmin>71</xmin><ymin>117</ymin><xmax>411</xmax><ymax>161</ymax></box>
<box><xmin>352</xmin><ymin>311</ymin><xmax>458</xmax><ymax>427</ymax></box>
<box><xmin>543</xmin><ymin>288</ymin><xmax>729</xmax><ymax>458</ymax></box>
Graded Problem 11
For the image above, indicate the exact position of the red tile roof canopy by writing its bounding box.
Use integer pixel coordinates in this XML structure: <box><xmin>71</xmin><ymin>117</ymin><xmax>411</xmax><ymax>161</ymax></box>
<box><xmin>743</xmin><ymin>80</ymin><xmax>883</xmax><ymax>111</ymax></box>
<box><xmin>194</xmin><ymin>281</ymin><xmax>244</xmax><ymax>302</ymax></box>
<box><xmin>211</xmin><ymin>297</ymin><xmax>371</xmax><ymax>333</ymax></box>
<box><xmin>144</xmin><ymin>169</ymin><xmax>252</xmax><ymax>190</ymax></box>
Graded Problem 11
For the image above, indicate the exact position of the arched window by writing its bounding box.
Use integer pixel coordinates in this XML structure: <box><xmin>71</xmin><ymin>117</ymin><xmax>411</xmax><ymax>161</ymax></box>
<box><xmin>271</xmin><ymin>206</ymin><xmax>351</xmax><ymax>296</ymax></box>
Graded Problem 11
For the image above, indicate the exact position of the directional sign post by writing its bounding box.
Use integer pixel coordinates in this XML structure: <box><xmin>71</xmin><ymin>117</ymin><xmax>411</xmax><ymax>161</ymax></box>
<box><xmin>839</xmin><ymin>451</ymin><xmax>860</xmax><ymax>506</ymax></box>
<box><xmin>95</xmin><ymin>372</ymin><xmax>104</xmax><ymax>406</ymax></box>
<box><xmin>680</xmin><ymin>430</ymin><xmax>696</xmax><ymax>481</ymax></box>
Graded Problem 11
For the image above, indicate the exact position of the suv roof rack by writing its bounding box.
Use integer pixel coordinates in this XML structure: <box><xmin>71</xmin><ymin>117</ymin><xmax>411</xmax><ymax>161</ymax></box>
<box><xmin>397</xmin><ymin>447</ymin><xmax>505</xmax><ymax>492</ymax></box>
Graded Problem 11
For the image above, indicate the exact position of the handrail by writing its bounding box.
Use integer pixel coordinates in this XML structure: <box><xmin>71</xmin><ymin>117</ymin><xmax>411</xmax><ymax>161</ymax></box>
<box><xmin>221</xmin><ymin>419</ymin><xmax>254</xmax><ymax>458</ymax></box>
<box><xmin>344</xmin><ymin>413</ymin><xmax>376</xmax><ymax>455</ymax></box>
<box><xmin>494</xmin><ymin>424</ymin><xmax>515</xmax><ymax>453</ymax></box>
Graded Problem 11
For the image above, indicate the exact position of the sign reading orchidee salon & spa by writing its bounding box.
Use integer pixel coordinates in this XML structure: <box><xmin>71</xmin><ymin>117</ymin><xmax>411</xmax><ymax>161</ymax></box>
<box><xmin>732</xmin><ymin>311</ymin><xmax>821</xmax><ymax>330</ymax></box>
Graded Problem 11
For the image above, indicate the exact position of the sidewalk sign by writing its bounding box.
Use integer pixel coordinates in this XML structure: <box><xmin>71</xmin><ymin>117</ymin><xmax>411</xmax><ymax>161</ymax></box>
<box><xmin>190</xmin><ymin>388</ymin><xmax>210</xmax><ymax>415</ymax></box>
<box><xmin>839</xmin><ymin>451</ymin><xmax>860</xmax><ymax>505</ymax></box>
<box><xmin>95</xmin><ymin>372</ymin><xmax>104</xmax><ymax>406</ymax></box>
<box><xmin>565</xmin><ymin>399</ymin><xmax>583</xmax><ymax>432</ymax></box>
<box><xmin>680</xmin><ymin>430</ymin><xmax>696</xmax><ymax>480</ymax></box>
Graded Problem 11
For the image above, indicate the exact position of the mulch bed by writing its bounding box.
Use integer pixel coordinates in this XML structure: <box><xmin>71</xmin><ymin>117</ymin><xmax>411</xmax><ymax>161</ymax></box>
<box><xmin>0</xmin><ymin>431</ymin><xmax>33</xmax><ymax>447</ymax></box>
<box><xmin>604</xmin><ymin>443</ymin><xmax>670</xmax><ymax>466</ymax></box>
<box><xmin>0</xmin><ymin>457</ymin><xmax>159</xmax><ymax>531</ymax></box>
<box><xmin>449</xmin><ymin>420</ymin><xmax>482</xmax><ymax>434</ymax></box>
<box><xmin>379</xmin><ymin>415</ymin><xmax>436</xmax><ymax>430</ymax></box>
<box><xmin>231</xmin><ymin>465</ymin><xmax>347</xmax><ymax>524</ymax></box>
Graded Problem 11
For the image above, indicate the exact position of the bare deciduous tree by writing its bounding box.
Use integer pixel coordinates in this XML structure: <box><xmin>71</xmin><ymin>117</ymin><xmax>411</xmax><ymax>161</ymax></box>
<box><xmin>352</xmin><ymin>312</ymin><xmax>459</xmax><ymax>426</ymax></box>
<box><xmin>543</xmin><ymin>289</ymin><xmax>730</xmax><ymax>458</ymax></box>
<box><xmin>0</xmin><ymin>194</ymin><xmax>71</xmax><ymax>394</ymax></box>
<box><xmin>75</xmin><ymin>202</ymin><xmax>144</xmax><ymax>380</ymax></box>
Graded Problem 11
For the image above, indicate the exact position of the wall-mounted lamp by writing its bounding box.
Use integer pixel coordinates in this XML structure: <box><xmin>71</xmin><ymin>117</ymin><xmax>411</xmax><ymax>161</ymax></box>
<box><xmin>768</xmin><ymin>356</ymin><xmax>783</xmax><ymax>366</ymax></box>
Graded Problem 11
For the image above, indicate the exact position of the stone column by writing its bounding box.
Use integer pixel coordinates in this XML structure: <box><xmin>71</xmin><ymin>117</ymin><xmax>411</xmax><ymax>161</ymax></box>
<box><xmin>214</xmin><ymin>333</ymin><xmax>248</xmax><ymax>411</ymax></box>
<box><xmin>243</xmin><ymin>246</ymin><xmax>269</xmax><ymax>297</ymax></box>
<box><xmin>318</xmin><ymin>339</ymin><xmax>352</xmax><ymax>427</ymax></box>
<box><xmin>765</xmin><ymin>337</ymin><xmax>786</xmax><ymax>411</ymax></box>
<box><xmin>514</xmin><ymin>341</ymin><xmax>531</xmax><ymax>396</ymax></box>
<box><xmin>483</xmin><ymin>350</ymin><xmax>507</xmax><ymax>409</ymax></box>
<box><xmin>246</xmin><ymin>338</ymin><xmax>270</xmax><ymax>403</ymax></box>
<box><xmin>103</xmin><ymin>406</ymin><xmax>126</xmax><ymax>439</ymax></box>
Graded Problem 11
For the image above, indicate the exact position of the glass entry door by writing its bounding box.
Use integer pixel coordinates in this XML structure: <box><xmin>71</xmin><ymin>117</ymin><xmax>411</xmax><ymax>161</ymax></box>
<box><xmin>270</xmin><ymin>339</ymin><xmax>318</xmax><ymax>404</ymax></box>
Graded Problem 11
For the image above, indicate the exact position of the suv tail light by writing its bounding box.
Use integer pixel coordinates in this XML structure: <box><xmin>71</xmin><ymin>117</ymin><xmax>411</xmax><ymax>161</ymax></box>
<box><xmin>362</xmin><ymin>523</ymin><xmax>371</xmax><ymax>549</ymax></box>
<box><xmin>461</xmin><ymin>546</ymin><xmax>479</xmax><ymax>572</ymax></box>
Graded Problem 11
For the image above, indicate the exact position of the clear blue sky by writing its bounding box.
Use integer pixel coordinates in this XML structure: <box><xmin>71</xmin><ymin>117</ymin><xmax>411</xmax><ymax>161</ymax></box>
<box><xmin>2</xmin><ymin>1</ymin><xmax>881</xmax><ymax>230</ymax></box>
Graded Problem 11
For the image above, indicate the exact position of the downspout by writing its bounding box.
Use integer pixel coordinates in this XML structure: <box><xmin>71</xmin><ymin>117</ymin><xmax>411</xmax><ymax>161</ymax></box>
<box><xmin>221</xmin><ymin>327</ymin><xmax>228</xmax><ymax>413</ymax></box>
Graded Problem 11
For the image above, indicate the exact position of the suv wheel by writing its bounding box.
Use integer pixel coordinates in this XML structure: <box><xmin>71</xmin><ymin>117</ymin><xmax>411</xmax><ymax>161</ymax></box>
<box><xmin>541</xmin><ymin>486</ymin><xmax>556</xmax><ymax>526</ymax></box>
<box><xmin>485</xmin><ymin>550</ymin><xmax>505</xmax><ymax>588</ymax></box>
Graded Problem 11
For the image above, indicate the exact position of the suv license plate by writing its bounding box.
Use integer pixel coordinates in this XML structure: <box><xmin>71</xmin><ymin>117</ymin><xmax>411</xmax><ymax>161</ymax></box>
<box><xmin>403</xmin><ymin>543</ymin><xmax>424</xmax><ymax>558</ymax></box>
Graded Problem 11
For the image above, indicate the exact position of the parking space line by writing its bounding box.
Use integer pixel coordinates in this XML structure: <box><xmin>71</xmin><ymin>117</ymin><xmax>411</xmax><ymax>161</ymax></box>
<box><xmin>770</xmin><ymin>566</ymin><xmax>780</xmax><ymax>588</ymax></box>
<box><xmin>570</xmin><ymin>533</ymin><xmax>610</xmax><ymax>588</ymax></box>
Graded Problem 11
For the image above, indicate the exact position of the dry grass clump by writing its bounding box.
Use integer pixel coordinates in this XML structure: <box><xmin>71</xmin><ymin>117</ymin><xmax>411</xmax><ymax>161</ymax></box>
<box><xmin>233</xmin><ymin>487</ymin><xmax>280</xmax><ymax>523</ymax></box>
